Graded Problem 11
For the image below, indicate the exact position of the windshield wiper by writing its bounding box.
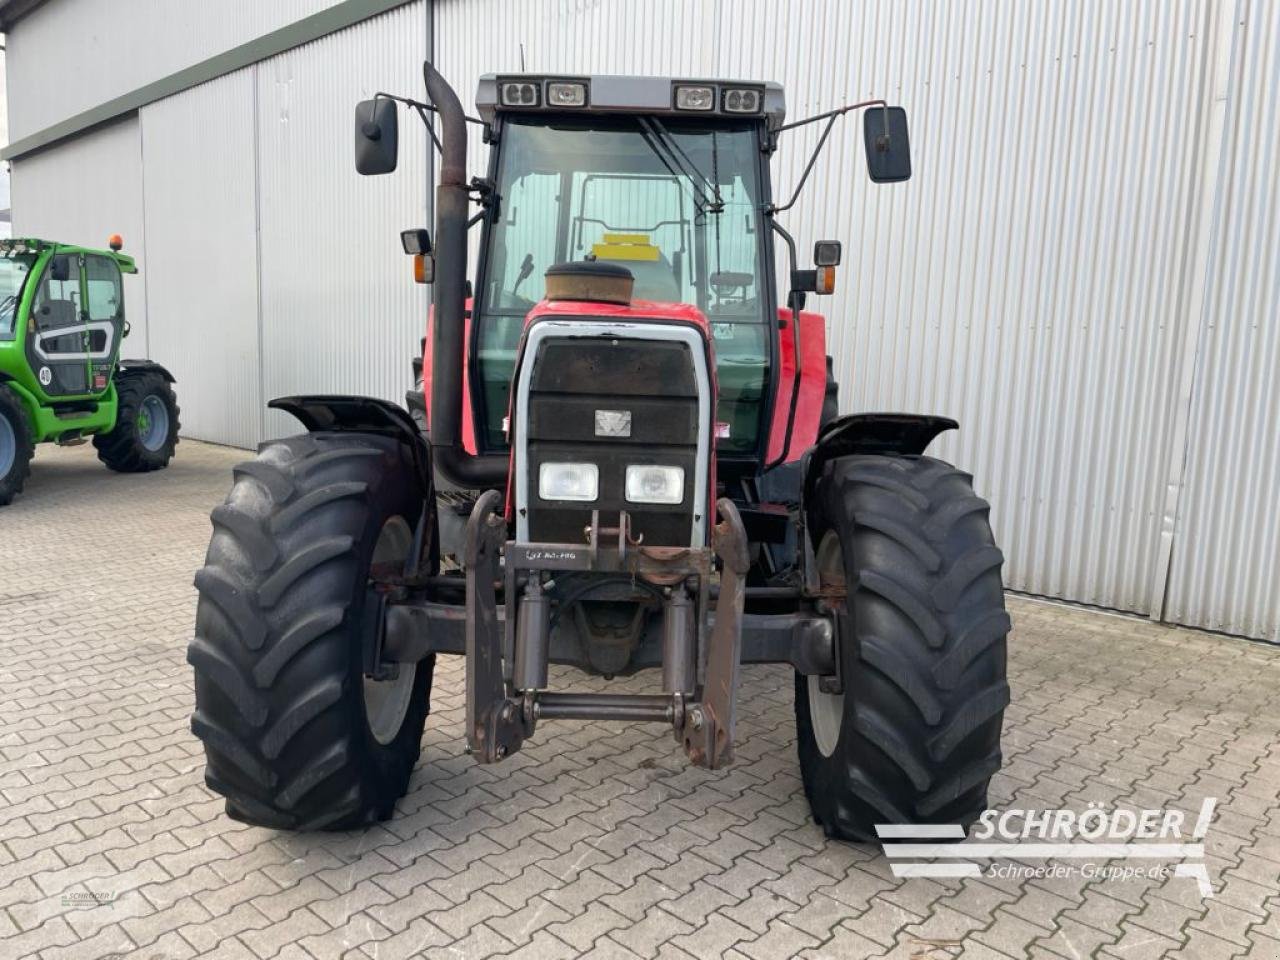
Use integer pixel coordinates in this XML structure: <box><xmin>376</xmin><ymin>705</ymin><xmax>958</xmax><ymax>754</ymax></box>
<box><xmin>639</xmin><ymin>117</ymin><xmax>724</xmax><ymax>215</ymax></box>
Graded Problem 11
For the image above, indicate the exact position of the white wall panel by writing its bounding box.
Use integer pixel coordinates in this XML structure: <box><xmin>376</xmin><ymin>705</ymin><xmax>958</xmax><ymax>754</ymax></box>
<box><xmin>140</xmin><ymin>71</ymin><xmax>262</xmax><ymax>448</ymax></box>
<box><xmin>9</xmin><ymin>116</ymin><xmax>150</xmax><ymax>350</ymax></box>
<box><xmin>255</xmin><ymin>2</ymin><xmax>429</xmax><ymax>440</ymax></box>
<box><xmin>1165</xmin><ymin>0</ymin><xmax>1280</xmax><ymax>641</ymax></box>
<box><xmin>6</xmin><ymin>0</ymin><xmax>346</xmax><ymax>140</ymax></box>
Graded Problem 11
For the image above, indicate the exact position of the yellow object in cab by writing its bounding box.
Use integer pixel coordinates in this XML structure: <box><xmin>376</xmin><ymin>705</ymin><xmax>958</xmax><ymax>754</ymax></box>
<box><xmin>592</xmin><ymin>233</ymin><xmax>660</xmax><ymax>262</ymax></box>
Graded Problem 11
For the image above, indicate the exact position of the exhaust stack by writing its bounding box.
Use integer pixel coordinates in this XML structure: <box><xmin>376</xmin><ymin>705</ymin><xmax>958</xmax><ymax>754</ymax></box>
<box><xmin>423</xmin><ymin>61</ymin><xmax>506</xmax><ymax>487</ymax></box>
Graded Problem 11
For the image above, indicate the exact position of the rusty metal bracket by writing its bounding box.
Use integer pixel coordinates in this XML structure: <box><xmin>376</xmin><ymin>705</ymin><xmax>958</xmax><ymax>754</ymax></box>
<box><xmin>682</xmin><ymin>498</ymin><xmax>748</xmax><ymax>768</ymax></box>
<box><xmin>464</xmin><ymin>490</ymin><xmax>525</xmax><ymax>762</ymax></box>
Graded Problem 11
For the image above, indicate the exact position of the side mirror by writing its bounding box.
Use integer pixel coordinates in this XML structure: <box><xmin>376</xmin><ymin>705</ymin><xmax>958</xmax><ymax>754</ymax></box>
<box><xmin>50</xmin><ymin>257</ymin><xmax>71</xmax><ymax>282</ymax></box>
<box><xmin>863</xmin><ymin>106</ymin><xmax>911</xmax><ymax>183</ymax></box>
<box><xmin>355</xmin><ymin>99</ymin><xmax>398</xmax><ymax>175</ymax></box>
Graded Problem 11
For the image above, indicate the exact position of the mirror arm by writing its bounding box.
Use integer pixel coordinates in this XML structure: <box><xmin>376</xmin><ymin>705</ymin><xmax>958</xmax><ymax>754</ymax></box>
<box><xmin>774</xmin><ymin>97</ymin><xmax>888</xmax><ymax>134</ymax></box>
<box><xmin>768</xmin><ymin>98</ymin><xmax>889</xmax><ymax>213</ymax></box>
<box><xmin>369</xmin><ymin>91</ymin><xmax>485</xmax><ymax>156</ymax></box>
<box><xmin>769</xmin><ymin>113</ymin><xmax>839</xmax><ymax>214</ymax></box>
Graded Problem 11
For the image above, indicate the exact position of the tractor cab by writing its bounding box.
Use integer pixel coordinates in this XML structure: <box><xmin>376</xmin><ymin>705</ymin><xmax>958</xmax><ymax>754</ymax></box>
<box><xmin>0</xmin><ymin>237</ymin><xmax>136</xmax><ymax>401</ymax></box>
<box><xmin>469</xmin><ymin>76</ymin><xmax>785</xmax><ymax>459</ymax></box>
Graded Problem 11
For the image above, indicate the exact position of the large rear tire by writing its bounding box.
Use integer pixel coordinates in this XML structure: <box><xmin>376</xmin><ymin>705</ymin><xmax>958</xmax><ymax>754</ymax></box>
<box><xmin>0</xmin><ymin>385</ymin><xmax>34</xmax><ymax>507</ymax></box>
<box><xmin>795</xmin><ymin>454</ymin><xmax>1010</xmax><ymax>841</ymax></box>
<box><xmin>190</xmin><ymin>432</ymin><xmax>435</xmax><ymax>830</ymax></box>
<box><xmin>94</xmin><ymin>370</ymin><xmax>180</xmax><ymax>472</ymax></box>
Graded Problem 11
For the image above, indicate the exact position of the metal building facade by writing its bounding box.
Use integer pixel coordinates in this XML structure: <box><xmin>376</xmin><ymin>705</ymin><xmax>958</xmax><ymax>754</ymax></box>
<box><xmin>1163</xmin><ymin>0</ymin><xmax>1280</xmax><ymax>641</ymax></box>
<box><xmin>3</xmin><ymin>0</ymin><xmax>1276</xmax><ymax>641</ymax></box>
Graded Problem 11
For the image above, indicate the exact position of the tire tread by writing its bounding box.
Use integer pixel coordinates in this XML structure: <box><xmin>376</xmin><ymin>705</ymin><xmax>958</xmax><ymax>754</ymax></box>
<box><xmin>795</xmin><ymin>453</ymin><xmax>1010</xmax><ymax>841</ymax></box>
<box><xmin>190</xmin><ymin>433</ymin><xmax>433</xmax><ymax>831</ymax></box>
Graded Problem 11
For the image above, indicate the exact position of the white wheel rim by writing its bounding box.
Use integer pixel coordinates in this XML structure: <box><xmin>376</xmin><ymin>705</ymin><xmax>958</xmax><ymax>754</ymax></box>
<box><xmin>808</xmin><ymin>531</ymin><xmax>846</xmax><ymax>758</ymax></box>
<box><xmin>363</xmin><ymin>516</ymin><xmax>417</xmax><ymax>745</ymax></box>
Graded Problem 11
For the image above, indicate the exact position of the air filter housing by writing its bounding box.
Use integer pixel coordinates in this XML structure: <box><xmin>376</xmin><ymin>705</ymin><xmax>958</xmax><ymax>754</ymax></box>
<box><xmin>545</xmin><ymin>261</ymin><xmax>634</xmax><ymax>305</ymax></box>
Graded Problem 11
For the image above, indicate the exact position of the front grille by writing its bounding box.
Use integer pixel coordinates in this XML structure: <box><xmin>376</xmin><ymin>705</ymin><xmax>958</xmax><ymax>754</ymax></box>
<box><xmin>525</xmin><ymin>335</ymin><xmax>701</xmax><ymax>546</ymax></box>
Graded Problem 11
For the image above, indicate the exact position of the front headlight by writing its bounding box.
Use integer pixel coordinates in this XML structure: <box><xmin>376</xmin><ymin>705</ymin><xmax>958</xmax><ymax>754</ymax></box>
<box><xmin>625</xmin><ymin>465</ymin><xmax>685</xmax><ymax>504</ymax></box>
<box><xmin>539</xmin><ymin>462</ymin><xmax>598</xmax><ymax>501</ymax></box>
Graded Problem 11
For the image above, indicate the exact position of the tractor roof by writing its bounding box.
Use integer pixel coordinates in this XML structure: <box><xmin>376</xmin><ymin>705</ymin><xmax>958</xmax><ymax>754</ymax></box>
<box><xmin>476</xmin><ymin>73</ymin><xmax>786</xmax><ymax>129</ymax></box>
<box><xmin>0</xmin><ymin>237</ymin><xmax>138</xmax><ymax>273</ymax></box>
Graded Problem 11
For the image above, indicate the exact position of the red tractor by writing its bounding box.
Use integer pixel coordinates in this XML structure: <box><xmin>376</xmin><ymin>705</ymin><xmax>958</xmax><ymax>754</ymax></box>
<box><xmin>190</xmin><ymin>64</ymin><xmax>1009</xmax><ymax>840</ymax></box>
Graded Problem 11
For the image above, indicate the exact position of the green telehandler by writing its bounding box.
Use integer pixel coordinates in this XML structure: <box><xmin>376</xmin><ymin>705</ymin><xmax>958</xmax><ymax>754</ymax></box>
<box><xmin>0</xmin><ymin>236</ymin><xmax>180</xmax><ymax>505</ymax></box>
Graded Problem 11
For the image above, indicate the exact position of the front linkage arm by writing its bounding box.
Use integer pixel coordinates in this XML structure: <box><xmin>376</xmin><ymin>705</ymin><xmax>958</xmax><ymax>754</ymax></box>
<box><xmin>462</xmin><ymin>494</ymin><xmax>750</xmax><ymax>769</ymax></box>
<box><xmin>464</xmin><ymin>490</ymin><xmax>529</xmax><ymax>762</ymax></box>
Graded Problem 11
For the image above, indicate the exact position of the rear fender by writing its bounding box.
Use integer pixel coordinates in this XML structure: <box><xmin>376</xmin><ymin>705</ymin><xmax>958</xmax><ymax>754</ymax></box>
<box><xmin>269</xmin><ymin>394</ymin><xmax>433</xmax><ymax>494</ymax></box>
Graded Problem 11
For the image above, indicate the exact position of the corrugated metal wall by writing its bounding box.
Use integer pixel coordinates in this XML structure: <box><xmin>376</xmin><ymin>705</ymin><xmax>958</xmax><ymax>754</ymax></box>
<box><xmin>5</xmin><ymin>0</ymin><xmax>347</xmax><ymax>140</ymax></box>
<box><xmin>132</xmin><ymin>2</ymin><xmax>429</xmax><ymax>446</ymax></box>
<box><xmin>733</xmin><ymin>0</ymin><xmax>1224</xmax><ymax>618</ymax></box>
<box><xmin>255</xmin><ymin>3</ymin><xmax>429</xmax><ymax>440</ymax></box>
<box><xmin>9</xmin><ymin>117</ymin><xmax>151</xmax><ymax>350</ymax></box>
<box><xmin>1164</xmin><ymin>0</ymin><xmax>1280</xmax><ymax>642</ymax></box>
<box><xmin>4</xmin><ymin>0</ymin><xmax>1275</xmax><ymax>640</ymax></box>
<box><xmin>140</xmin><ymin>70</ymin><xmax>263</xmax><ymax>448</ymax></box>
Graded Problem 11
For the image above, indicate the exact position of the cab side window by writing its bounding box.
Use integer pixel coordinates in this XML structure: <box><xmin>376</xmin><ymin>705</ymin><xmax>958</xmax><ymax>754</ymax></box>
<box><xmin>33</xmin><ymin>255</ymin><xmax>81</xmax><ymax>332</ymax></box>
<box><xmin>85</xmin><ymin>255</ymin><xmax>123</xmax><ymax>322</ymax></box>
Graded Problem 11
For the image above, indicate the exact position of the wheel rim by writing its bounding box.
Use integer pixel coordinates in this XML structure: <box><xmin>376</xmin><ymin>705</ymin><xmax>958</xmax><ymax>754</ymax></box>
<box><xmin>0</xmin><ymin>413</ymin><xmax>14</xmax><ymax>479</ymax></box>
<box><xmin>363</xmin><ymin>516</ymin><xmax>417</xmax><ymax>745</ymax></box>
<box><xmin>808</xmin><ymin>530</ymin><xmax>846</xmax><ymax>758</ymax></box>
<box><xmin>137</xmin><ymin>395</ymin><xmax>170</xmax><ymax>452</ymax></box>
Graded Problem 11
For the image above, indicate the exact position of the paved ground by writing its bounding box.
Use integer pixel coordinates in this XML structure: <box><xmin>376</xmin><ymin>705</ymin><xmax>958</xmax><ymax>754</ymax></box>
<box><xmin>1</xmin><ymin>440</ymin><xmax>1279</xmax><ymax>960</ymax></box>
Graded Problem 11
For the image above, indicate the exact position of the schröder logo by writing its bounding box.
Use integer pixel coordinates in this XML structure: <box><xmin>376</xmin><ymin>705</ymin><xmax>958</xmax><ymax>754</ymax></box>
<box><xmin>877</xmin><ymin>798</ymin><xmax>1217</xmax><ymax>898</ymax></box>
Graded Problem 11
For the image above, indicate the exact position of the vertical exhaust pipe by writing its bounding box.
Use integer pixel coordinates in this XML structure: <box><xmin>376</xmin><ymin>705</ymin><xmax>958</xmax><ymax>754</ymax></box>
<box><xmin>422</xmin><ymin>61</ymin><xmax>507</xmax><ymax>488</ymax></box>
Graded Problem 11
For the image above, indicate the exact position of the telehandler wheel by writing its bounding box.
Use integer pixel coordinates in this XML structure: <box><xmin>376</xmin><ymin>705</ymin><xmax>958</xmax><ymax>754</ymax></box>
<box><xmin>0</xmin><ymin>385</ymin><xmax>34</xmax><ymax>506</ymax></box>
<box><xmin>795</xmin><ymin>454</ymin><xmax>1010</xmax><ymax>841</ymax></box>
<box><xmin>190</xmin><ymin>432</ymin><xmax>435</xmax><ymax>830</ymax></box>
<box><xmin>93</xmin><ymin>370</ymin><xmax>181</xmax><ymax>472</ymax></box>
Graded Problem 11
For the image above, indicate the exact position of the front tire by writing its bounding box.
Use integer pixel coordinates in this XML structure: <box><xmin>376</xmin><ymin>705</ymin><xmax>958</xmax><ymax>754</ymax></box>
<box><xmin>94</xmin><ymin>370</ymin><xmax>180</xmax><ymax>472</ymax></box>
<box><xmin>795</xmin><ymin>454</ymin><xmax>1010</xmax><ymax>841</ymax></box>
<box><xmin>0</xmin><ymin>385</ymin><xmax>34</xmax><ymax>506</ymax></box>
<box><xmin>190</xmin><ymin>432</ymin><xmax>435</xmax><ymax>830</ymax></box>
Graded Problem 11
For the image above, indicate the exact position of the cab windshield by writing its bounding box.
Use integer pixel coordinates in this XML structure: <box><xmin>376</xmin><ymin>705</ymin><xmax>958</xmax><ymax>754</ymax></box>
<box><xmin>477</xmin><ymin>115</ymin><xmax>770</xmax><ymax>452</ymax></box>
<box><xmin>0</xmin><ymin>255</ymin><xmax>37</xmax><ymax>341</ymax></box>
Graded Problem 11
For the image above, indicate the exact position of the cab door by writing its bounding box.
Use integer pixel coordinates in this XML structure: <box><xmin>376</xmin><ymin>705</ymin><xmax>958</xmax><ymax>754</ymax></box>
<box><xmin>27</xmin><ymin>252</ymin><xmax>91</xmax><ymax>397</ymax></box>
<box><xmin>82</xmin><ymin>253</ymin><xmax>126</xmax><ymax>393</ymax></box>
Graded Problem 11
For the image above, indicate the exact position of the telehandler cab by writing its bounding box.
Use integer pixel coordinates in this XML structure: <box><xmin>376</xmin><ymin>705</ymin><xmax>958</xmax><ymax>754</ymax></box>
<box><xmin>0</xmin><ymin>236</ymin><xmax>179</xmax><ymax>505</ymax></box>
<box><xmin>191</xmin><ymin>64</ymin><xmax>1010</xmax><ymax>840</ymax></box>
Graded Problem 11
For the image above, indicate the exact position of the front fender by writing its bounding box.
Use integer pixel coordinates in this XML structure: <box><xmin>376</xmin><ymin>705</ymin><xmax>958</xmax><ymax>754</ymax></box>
<box><xmin>117</xmin><ymin>358</ymin><xmax>177</xmax><ymax>382</ymax></box>
<box><xmin>801</xmin><ymin>412</ymin><xmax>958</xmax><ymax>527</ymax></box>
<box><xmin>269</xmin><ymin>394</ymin><xmax>433</xmax><ymax>494</ymax></box>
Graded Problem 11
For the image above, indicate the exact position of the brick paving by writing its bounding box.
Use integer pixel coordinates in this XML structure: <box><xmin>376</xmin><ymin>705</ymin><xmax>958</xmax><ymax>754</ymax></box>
<box><xmin>1</xmin><ymin>439</ymin><xmax>1278</xmax><ymax>959</ymax></box>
